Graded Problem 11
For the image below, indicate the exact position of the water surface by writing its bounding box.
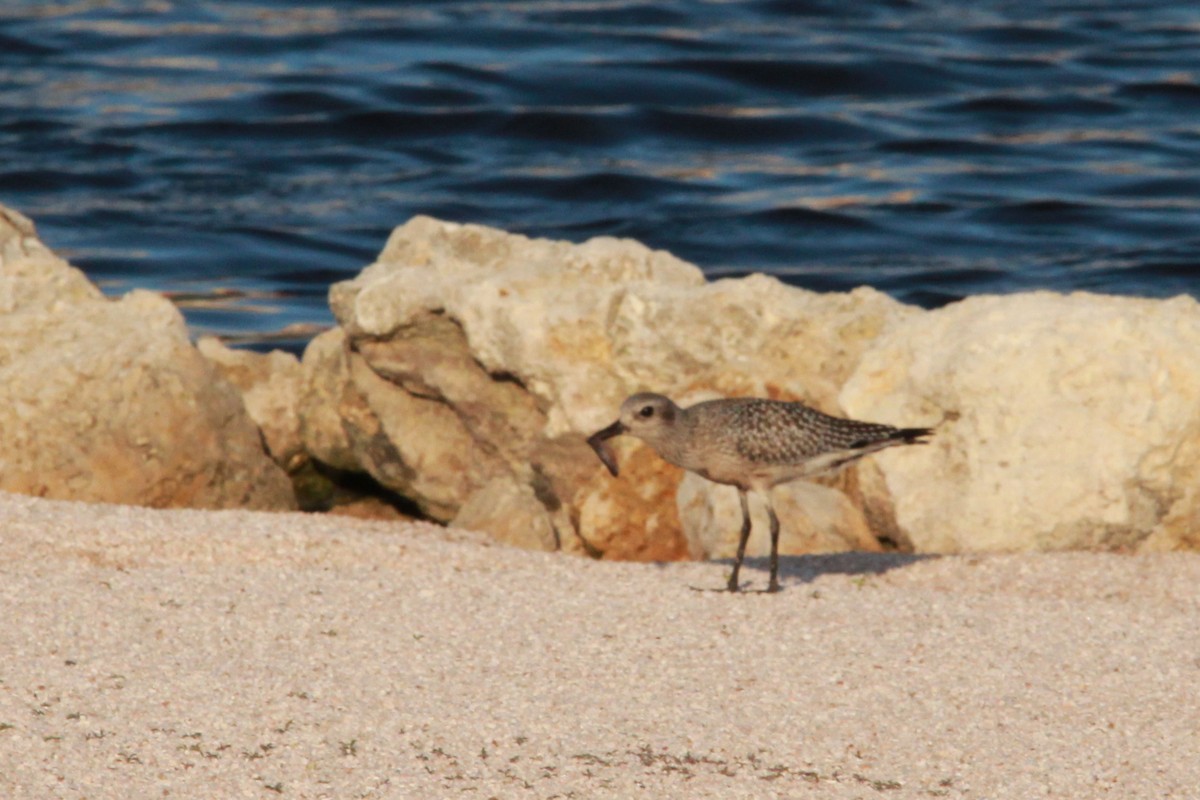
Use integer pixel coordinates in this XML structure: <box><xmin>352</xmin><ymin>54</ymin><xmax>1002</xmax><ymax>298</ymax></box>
<box><xmin>2</xmin><ymin>1</ymin><xmax>1199</xmax><ymax>349</ymax></box>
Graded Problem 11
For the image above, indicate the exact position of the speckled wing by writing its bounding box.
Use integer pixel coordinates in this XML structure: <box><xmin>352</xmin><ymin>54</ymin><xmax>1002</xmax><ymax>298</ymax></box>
<box><xmin>713</xmin><ymin>399</ymin><xmax>919</xmax><ymax>465</ymax></box>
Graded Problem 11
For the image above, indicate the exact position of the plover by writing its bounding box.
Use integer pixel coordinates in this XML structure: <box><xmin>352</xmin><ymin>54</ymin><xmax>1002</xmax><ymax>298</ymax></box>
<box><xmin>588</xmin><ymin>392</ymin><xmax>932</xmax><ymax>593</ymax></box>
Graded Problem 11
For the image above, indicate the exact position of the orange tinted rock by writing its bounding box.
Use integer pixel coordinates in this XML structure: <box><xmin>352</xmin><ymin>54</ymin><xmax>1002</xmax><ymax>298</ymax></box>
<box><xmin>0</xmin><ymin>205</ymin><xmax>294</xmax><ymax>511</ymax></box>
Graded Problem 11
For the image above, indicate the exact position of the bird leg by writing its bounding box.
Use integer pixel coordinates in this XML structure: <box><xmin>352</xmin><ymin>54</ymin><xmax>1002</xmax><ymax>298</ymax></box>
<box><xmin>728</xmin><ymin>489</ymin><xmax>753</xmax><ymax>592</ymax></box>
<box><xmin>766</xmin><ymin>498</ymin><xmax>781</xmax><ymax>593</ymax></box>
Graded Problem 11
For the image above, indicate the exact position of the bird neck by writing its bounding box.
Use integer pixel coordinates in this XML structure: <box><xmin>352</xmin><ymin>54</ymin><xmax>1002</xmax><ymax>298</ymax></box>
<box><xmin>645</xmin><ymin>413</ymin><xmax>694</xmax><ymax>470</ymax></box>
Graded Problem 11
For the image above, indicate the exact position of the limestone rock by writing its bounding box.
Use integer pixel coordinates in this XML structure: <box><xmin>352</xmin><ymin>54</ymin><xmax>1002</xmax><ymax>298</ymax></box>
<box><xmin>306</xmin><ymin>216</ymin><xmax>916</xmax><ymax>557</ymax></box>
<box><xmin>0</xmin><ymin>204</ymin><xmax>295</xmax><ymax>511</ymax></box>
<box><xmin>344</xmin><ymin>347</ymin><xmax>475</xmax><ymax>521</ymax></box>
<box><xmin>679</xmin><ymin>474</ymin><xmax>882</xmax><ymax>562</ymax></box>
<box><xmin>841</xmin><ymin>291</ymin><xmax>1200</xmax><ymax>553</ymax></box>
<box><xmin>198</xmin><ymin>337</ymin><xmax>306</xmax><ymax>472</ymax></box>
<box><xmin>330</xmin><ymin>217</ymin><xmax>916</xmax><ymax>435</ymax></box>
<box><xmin>355</xmin><ymin>311</ymin><xmax>547</xmax><ymax>481</ymax></box>
<box><xmin>297</xmin><ymin>328</ymin><xmax>361</xmax><ymax>472</ymax></box>
<box><xmin>0</xmin><ymin>206</ymin><xmax>101</xmax><ymax>313</ymax></box>
<box><xmin>574</xmin><ymin>438</ymin><xmax>691</xmax><ymax>561</ymax></box>
<box><xmin>452</xmin><ymin>477</ymin><xmax>559</xmax><ymax>552</ymax></box>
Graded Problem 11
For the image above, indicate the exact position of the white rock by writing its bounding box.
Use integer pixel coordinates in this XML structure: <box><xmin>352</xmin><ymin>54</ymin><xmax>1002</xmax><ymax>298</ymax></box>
<box><xmin>331</xmin><ymin>217</ymin><xmax>917</xmax><ymax>436</ymax></box>
<box><xmin>678</xmin><ymin>474</ymin><xmax>881</xmax><ymax>561</ymax></box>
<box><xmin>314</xmin><ymin>216</ymin><xmax>918</xmax><ymax>556</ymax></box>
<box><xmin>841</xmin><ymin>291</ymin><xmax>1200</xmax><ymax>552</ymax></box>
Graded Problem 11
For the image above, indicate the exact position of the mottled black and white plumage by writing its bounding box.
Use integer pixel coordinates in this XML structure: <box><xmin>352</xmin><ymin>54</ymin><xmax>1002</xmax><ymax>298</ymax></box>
<box><xmin>588</xmin><ymin>392</ymin><xmax>932</xmax><ymax>593</ymax></box>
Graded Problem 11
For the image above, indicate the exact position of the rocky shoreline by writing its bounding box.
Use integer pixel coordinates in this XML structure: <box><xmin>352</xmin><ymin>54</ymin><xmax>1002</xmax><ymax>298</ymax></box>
<box><xmin>3</xmin><ymin>202</ymin><xmax>1197</xmax><ymax>557</ymax></box>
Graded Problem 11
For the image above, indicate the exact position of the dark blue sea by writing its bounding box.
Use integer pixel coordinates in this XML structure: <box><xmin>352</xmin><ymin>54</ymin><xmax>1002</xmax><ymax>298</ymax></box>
<box><xmin>3</xmin><ymin>1</ymin><xmax>1200</xmax><ymax>352</ymax></box>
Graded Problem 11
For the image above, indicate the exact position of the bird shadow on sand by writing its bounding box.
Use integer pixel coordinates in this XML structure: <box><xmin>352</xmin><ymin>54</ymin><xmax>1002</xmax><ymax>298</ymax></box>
<box><xmin>687</xmin><ymin>552</ymin><xmax>940</xmax><ymax>594</ymax></box>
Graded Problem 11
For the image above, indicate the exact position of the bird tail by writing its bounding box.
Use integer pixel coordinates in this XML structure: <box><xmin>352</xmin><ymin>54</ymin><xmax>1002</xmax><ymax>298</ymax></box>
<box><xmin>890</xmin><ymin>426</ymin><xmax>934</xmax><ymax>445</ymax></box>
<box><xmin>847</xmin><ymin>426</ymin><xmax>933</xmax><ymax>451</ymax></box>
<box><xmin>813</xmin><ymin>425</ymin><xmax>934</xmax><ymax>475</ymax></box>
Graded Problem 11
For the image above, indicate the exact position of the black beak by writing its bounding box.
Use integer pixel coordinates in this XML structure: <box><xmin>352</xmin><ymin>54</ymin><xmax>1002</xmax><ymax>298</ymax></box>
<box><xmin>586</xmin><ymin>420</ymin><xmax>626</xmax><ymax>477</ymax></box>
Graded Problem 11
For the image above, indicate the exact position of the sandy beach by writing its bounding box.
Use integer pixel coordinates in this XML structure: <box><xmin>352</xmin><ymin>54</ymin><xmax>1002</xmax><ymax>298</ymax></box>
<box><xmin>1</xmin><ymin>490</ymin><xmax>1196</xmax><ymax>799</ymax></box>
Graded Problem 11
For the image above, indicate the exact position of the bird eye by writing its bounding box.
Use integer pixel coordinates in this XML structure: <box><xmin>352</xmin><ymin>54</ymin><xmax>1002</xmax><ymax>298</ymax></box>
<box><xmin>638</xmin><ymin>405</ymin><xmax>655</xmax><ymax>419</ymax></box>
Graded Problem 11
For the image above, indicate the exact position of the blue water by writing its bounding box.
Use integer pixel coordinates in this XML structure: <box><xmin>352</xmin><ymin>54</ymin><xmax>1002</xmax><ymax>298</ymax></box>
<box><xmin>3</xmin><ymin>1</ymin><xmax>1200</xmax><ymax>351</ymax></box>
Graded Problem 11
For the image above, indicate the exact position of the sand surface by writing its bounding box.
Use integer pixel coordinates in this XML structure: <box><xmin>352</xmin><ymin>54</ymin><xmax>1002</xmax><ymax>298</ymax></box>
<box><xmin>1</xmin><ymin>491</ymin><xmax>1197</xmax><ymax>799</ymax></box>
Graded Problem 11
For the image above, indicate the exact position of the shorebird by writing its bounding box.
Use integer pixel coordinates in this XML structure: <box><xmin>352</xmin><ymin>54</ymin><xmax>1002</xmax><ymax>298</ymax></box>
<box><xmin>588</xmin><ymin>393</ymin><xmax>932</xmax><ymax>593</ymax></box>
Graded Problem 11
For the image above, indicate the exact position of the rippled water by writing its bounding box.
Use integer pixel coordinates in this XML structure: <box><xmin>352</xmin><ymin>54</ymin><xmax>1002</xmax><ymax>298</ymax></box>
<box><xmin>3</xmin><ymin>1</ymin><xmax>1199</xmax><ymax>350</ymax></box>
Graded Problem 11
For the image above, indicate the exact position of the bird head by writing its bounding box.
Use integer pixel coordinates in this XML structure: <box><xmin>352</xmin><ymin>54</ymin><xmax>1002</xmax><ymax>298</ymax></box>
<box><xmin>586</xmin><ymin>392</ymin><xmax>680</xmax><ymax>477</ymax></box>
